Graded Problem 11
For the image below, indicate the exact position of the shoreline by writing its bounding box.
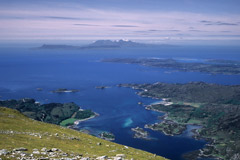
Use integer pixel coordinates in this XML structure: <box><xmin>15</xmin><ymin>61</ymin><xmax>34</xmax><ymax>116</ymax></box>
<box><xmin>145</xmin><ymin>106</ymin><xmax>203</xmax><ymax>137</ymax></box>
<box><xmin>124</xmin><ymin>84</ymin><xmax>220</xmax><ymax>160</ymax></box>
<box><xmin>73</xmin><ymin>112</ymin><xmax>99</xmax><ymax>125</ymax></box>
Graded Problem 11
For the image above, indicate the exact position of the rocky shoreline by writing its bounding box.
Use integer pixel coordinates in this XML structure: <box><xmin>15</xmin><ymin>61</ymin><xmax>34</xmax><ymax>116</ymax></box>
<box><xmin>118</xmin><ymin>82</ymin><xmax>240</xmax><ymax>160</ymax></box>
<box><xmin>146</xmin><ymin>103</ymin><xmax>223</xmax><ymax>160</ymax></box>
<box><xmin>147</xmin><ymin>108</ymin><xmax>221</xmax><ymax>160</ymax></box>
<box><xmin>73</xmin><ymin>113</ymin><xmax>99</xmax><ymax>126</ymax></box>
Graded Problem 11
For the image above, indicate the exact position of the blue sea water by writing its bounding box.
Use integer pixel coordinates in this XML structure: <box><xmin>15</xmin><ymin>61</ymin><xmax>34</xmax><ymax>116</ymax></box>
<box><xmin>0</xmin><ymin>46</ymin><xmax>240</xmax><ymax>160</ymax></box>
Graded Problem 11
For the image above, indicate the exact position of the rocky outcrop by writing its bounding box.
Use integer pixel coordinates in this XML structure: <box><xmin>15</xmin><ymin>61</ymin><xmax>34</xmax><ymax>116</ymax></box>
<box><xmin>0</xmin><ymin>147</ymin><xmax>131</xmax><ymax>160</ymax></box>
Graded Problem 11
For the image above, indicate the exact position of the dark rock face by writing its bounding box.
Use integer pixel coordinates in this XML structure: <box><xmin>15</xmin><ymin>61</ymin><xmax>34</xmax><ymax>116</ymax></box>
<box><xmin>13</xmin><ymin>147</ymin><xmax>28</xmax><ymax>151</ymax></box>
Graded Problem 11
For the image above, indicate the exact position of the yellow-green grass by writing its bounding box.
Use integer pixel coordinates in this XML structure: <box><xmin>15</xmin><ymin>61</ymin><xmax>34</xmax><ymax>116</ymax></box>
<box><xmin>187</xmin><ymin>119</ymin><xmax>202</xmax><ymax>125</ymax></box>
<box><xmin>60</xmin><ymin>118</ymin><xmax>77</xmax><ymax>126</ymax></box>
<box><xmin>173</xmin><ymin>101</ymin><xmax>203</xmax><ymax>108</ymax></box>
<box><xmin>0</xmin><ymin>107</ymin><xmax>168</xmax><ymax>160</ymax></box>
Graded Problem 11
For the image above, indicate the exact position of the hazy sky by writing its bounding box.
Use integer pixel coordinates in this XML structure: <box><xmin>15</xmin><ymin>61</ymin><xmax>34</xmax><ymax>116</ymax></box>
<box><xmin>1</xmin><ymin>0</ymin><xmax>240</xmax><ymax>45</ymax></box>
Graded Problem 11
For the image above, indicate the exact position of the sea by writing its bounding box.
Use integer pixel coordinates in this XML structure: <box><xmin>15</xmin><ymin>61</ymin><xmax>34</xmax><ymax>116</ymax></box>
<box><xmin>0</xmin><ymin>45</ymin><xmax>240</xmax><ymax>160</ymax></box>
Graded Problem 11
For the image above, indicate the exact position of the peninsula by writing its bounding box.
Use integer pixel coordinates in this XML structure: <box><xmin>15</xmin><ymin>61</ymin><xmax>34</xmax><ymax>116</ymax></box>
<box><xmin>103</xmin><ymin>58</ymin><xmax>240</xmax><ymax>75</ymax></box>
<box><xmin>121</xmin><ymin>82</ymin><xmax>240</xmax><ymax>160</ymax></box>
<box><xmin>0</xmin><ymin>98</ymin><xmax>96</xmax><ymax>125</ymax></box>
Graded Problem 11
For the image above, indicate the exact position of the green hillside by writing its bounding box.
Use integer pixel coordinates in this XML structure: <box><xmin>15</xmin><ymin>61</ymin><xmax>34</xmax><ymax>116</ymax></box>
<box><xmin>0</xmin><ymin>107</ymin><xmax>167</xmax><ymax>160</ymax></box>
<box><xmin>0</xmin><ymin>99</ymin><xmax>97</xmax><ymax>125</ymax></box>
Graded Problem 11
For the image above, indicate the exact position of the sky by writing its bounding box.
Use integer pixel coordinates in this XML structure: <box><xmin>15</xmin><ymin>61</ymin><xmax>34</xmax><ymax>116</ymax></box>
<box><xmin>0</xmin><ymin>0</ymin><xmax>240</xmax><ymax>45</ymax></box>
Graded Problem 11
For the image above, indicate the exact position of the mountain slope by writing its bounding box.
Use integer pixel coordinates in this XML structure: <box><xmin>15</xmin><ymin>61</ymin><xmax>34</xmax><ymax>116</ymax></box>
<box><xmin>0</xmin><ymin>107</ymin><xmax>167</xmax><ymax>160</ymax></box>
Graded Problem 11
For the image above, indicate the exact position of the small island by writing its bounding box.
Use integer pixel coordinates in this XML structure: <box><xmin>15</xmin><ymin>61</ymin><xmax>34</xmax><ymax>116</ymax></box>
<box><xmin>131</xmin><ymin>127</ymin><xmax>150</xmax><ymax>140</ymax></box>
<box><xmin>99</xmin><ymin>132</ymin><xmax>115</xmax><ymax>141</ymax></box>
<box><xmin>51</xmin><ymin>88</ymin><xmax>79</xmax><ymax>93</ymax></box>
<box><xmin>95</xmin><ymin>86</ymin><xmax>110</xmax><ymax>89</ymax></box>
<box><xmin>36</xmin><ymin>88</ymin><xmax>43</xmax><ymax>91</ymax></box>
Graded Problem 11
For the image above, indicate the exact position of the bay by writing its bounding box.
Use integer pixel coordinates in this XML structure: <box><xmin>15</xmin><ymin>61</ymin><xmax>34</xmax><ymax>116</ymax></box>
<box><xmin>0</xmin><ymin>46</ymin><xmax>240</xmax><ymax>160</ymax></box>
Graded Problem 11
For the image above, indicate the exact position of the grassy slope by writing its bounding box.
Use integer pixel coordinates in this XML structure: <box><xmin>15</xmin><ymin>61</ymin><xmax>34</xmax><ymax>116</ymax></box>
<box><xmin>60</xmin><ymin>118</ymin><xmax>77</xmax><ymax>126</ymax></box>
<box><xmin>0</xmin><ymin>107</ymin><xmax>167</xmax><ymax>160</ymax></box>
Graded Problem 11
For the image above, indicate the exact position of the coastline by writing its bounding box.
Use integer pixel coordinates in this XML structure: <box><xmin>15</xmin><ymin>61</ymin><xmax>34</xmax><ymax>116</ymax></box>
<box><xmin>73</xmin><ymin>112</ymin><xmax>99</xmax><ymax>125</ymax></box>
<box><xmin>124</xmin><ymin>84</ymin><xmax>221</xmax><ymax>160</ymax></box>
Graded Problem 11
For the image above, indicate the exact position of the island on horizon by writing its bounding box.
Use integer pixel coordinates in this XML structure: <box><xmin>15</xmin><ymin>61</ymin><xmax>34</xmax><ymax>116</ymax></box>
<box><xmin>35</xmin><ymin>39</ymin><xmax>176</xmax><ymax>50</ymax></box>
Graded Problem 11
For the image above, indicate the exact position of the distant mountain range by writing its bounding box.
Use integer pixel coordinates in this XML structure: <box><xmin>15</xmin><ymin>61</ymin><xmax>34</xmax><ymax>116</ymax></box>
<box><xmin>36</xmin><ymin>40</ymin><xmax>175</xmax><ymax>50</ymax></box>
